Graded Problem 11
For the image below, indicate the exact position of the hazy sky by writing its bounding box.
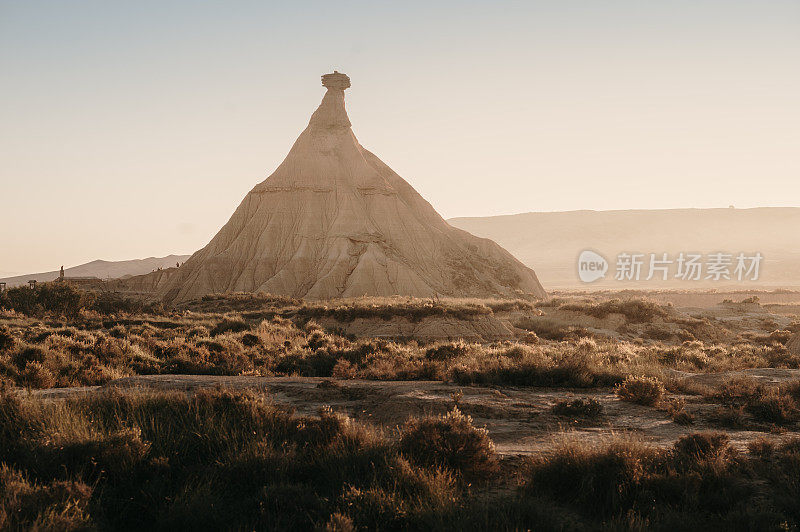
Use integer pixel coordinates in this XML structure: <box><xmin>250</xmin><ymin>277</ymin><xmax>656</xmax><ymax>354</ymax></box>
<box><xmin>1</xmin><ymin>1</ymin><xmax>798</xmax><ymax>275</ymax></box>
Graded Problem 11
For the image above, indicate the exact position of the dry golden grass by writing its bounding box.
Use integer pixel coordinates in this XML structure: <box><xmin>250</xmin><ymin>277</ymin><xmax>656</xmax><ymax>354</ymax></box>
<box><xmin>2</xmin><ymin>288</ymin><xmax>800</xmax><ymax>528</ymax></box>
<box><xmin>1</xmin><ymin>289</ymin><xmax>799</xmax><ymax>391</ymax></box>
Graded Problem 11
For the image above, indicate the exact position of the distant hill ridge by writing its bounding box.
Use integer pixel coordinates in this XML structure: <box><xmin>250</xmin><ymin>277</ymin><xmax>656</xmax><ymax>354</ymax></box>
<box><xmin>6</xmin><ymin>207</ymin><xmax>798</xmax><ymax>293</ymax></box>
<box><xmin>0</xmin><ymin>255</ymin><xmax>191</xmax><ymax>288</ymax></box>
<box><xmin>448</xmin><ymin>207</ymin><xmax>800</xmax><ymax>290</ymax></box>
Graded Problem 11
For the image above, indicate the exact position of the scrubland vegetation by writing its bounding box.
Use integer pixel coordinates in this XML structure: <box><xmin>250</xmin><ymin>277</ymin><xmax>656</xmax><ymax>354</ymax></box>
<box><xmin>2</xmin><ymin>284</ymin><xmax>800</xmax><ymax>529</ymax></box>
<box><xmin>1</xmin><ymin>285</ymin><xmax>798</xmax><ymax>392</ymax></box>
<box><xmin>1</xmin><ymin>309</ymin><xmax>797</xmax><ymax>392</ymax></box>
<box><xmin>2</xmin><ymin>387</ymin><xmax>800</xmax><ymax>530</ymax></box>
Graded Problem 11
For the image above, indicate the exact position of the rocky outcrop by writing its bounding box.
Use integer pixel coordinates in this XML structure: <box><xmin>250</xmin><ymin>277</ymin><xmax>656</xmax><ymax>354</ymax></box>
<box><xmin>158</xmin><ymin>72</ymin><xmax>545</xmax><ymax>303</ymax></box>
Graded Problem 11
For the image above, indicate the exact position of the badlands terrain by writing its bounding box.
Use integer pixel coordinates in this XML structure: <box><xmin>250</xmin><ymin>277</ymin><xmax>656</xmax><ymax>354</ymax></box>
<box><xmin>2</xmin><ymin>285</ymin><xmax>800</xmax><ymax>529</ymax></box>
<box><xmin>1</xmin><ymin>71</ymin><xmax>797</xmax><ymax>530</ymax></box>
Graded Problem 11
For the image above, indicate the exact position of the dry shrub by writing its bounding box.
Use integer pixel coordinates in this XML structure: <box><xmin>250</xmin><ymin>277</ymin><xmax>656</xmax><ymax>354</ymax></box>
<box><xmin>0</xmin><ymin>465</ymin><xmax>93</xmax><ymax>531</ymax></box>
<box><xmin>524</xmin><ymin>432</ymin><xmax>768</xmax><ymax>526</ymax></box>
<box><xmin>186</xmin><ymin>326</ymin><xmax>209</xmax><ymax>338</ymax></box>
<box><xmin>210</xmin><ymin>318</ymin><xmax>249</xmax><ymax>336</ymax></box>
<box><xmin>665</xmin><ymin>398</ymin><xmax>694</xmax><ymax>425</ymax></box>
<box><xmin>324</xmin><ymin>512</ymin><xmax>355</xmax><ymax>532</ymax></box>
<box><xmin>20</xmin><ymin>361</ymin><xmax>55</xmax><ymax>389</ymax></box>
<box><xmin>513</xmin><ymin>317</ymin><xmax>589</xmax><ymax>341</ymax></box>
<box><xmin>399</xmin><ymin>407</ymin><xmax>499</xmax><ymax>482</ymax></box>
<box><xmin>746</xmin><ymin>389</ymin><xmax>799</xmax><ymax>425</ymax></box>
<box><xmin>91</xmin><ymin>293</ymin><xmax>154</xmax><ymax>315</ymax></box>
<box><xmin>747</xmin><ymin>437</ymin><xmax>775</xmax><ymax>457</ymax></box>
<box><xmin>672</xmin><ymin>432</ymin><xmax>733</xmax><ymax>462</ymax></box>
<box><xmin>615</xmin><ymin>375</ymin><xmax>665</xmax><ymax>406</ymax></box>
<box><xmin>240</xmin><ymin>333</ymin><xmax>260</xmax><ymax>347</ymax></box>
<box><xmin>49</xmin><ymin>427</ymin><xmax>152</xmax><ymax>477</ymax></box>
<box><xmin>526</xmin><ymin>435</ymin><xmax>657</xmax><ymax>516</ymax></box>
<box><xmin>560</xmin><ymin>298</ymin><xmax>669</xmax><ymax>323</ymax></box>
<box><xmin>709</xmin><ymin>378</ymin><xmax>800</xmax><ymax>426</ymax></box>
<box><xmin>0</xmin><ymin>326</ymin><xmax>13</xmax><ymax>352</ymax></box>
<box><xmin>425</xmin><ymin>341</ymin><xmax>470</xmax><ymax>361</ymax></box>
<box><xmin>552</xmin><ymin>398</ymin><xmax>603</xmax><ymax>419</ymax></box>
<box><xmin>709</xmin><ymin>405</ymin><xmax>748</xmax><ymax>428</ymax></box>
<box><xmin>331</xmin><ymin>360</ymin><xmax>357</xmax><ymax>379</ymax></box>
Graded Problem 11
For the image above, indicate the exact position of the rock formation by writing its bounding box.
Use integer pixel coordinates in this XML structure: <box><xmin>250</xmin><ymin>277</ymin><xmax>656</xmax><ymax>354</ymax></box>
<box><xmin>159</xmin><ymin>72</ymin><xmax>546</xmax><ymax>303</ymax></box>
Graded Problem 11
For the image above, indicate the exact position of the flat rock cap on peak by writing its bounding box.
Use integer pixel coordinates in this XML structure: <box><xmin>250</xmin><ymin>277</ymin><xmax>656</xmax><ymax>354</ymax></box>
<box><xmin>322</xmin><ymin>71</ymin><xmax>350</xmax><ymax>90</ymax></box>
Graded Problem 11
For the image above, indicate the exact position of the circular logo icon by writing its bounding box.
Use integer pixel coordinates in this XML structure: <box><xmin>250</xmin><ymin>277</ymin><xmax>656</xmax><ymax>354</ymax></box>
<box><xmin>577</xmin><ymin>250</ymin><xmax>608</xmax><ymax>283</ymax></box>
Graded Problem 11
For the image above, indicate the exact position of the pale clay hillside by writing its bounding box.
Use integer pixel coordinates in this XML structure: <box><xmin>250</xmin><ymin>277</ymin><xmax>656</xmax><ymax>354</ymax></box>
<box><xmin>151</xmin><ymin>72</ymin><xmax>545</xmax><ymax>302</ymax></box>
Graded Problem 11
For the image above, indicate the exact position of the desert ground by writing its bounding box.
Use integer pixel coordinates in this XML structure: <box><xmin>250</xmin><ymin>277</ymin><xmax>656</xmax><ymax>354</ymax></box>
<box><xmin>2</xmin><ymin>284</ymin><xmax>800</xmax><ymax>529</ymax></box>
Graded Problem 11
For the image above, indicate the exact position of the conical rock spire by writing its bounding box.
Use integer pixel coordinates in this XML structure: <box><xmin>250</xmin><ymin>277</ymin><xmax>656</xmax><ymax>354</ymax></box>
<box><xmin>159</xmin><ymin>72</ymin><xmax>546</xmax><ymax>302</ymax></box>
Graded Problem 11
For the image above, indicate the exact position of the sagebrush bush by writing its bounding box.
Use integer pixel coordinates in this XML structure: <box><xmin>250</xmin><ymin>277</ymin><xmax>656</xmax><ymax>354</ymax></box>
<box><xmin>526</xmin><ymin>436</ymin><xmax>658</xmax><ymax>516</ymax></box>
<box><xmin>398</xmin><ymin>407</ymin><xmax>499</xmax><ymax>482</ymax></box>
<box><xmin>615</xmin><ymin>375</ymin><xmax>665</xmax><ymax>406</ymax></box>
<box><xmin>672</xmin><ymin>432</ymin><xmax>732</xmax><ymax>462</ymax></box>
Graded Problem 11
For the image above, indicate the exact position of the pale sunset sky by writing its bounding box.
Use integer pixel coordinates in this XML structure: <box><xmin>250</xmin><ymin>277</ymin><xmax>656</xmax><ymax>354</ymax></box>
<box><xmin>1</xmin><ymin>1</ymin><xmax>798</xmax><ymax>275</ymax></box>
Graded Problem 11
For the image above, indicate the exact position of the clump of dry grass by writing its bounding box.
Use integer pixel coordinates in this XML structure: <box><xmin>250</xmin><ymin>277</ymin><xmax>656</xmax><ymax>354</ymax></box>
<box><xmin>425</xmin><ymin>341</ymin><xmax>473</xmax><ymax>361</ymax></box>
<box><xmin>525</xmin><ymin>435</ymin><xmax>659</xmax><ymax>516</ymax></box>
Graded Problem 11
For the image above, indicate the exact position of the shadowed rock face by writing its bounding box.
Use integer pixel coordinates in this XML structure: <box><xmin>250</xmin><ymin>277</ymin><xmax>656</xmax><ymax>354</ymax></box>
<box><xmin>159</xmin><ymin>72</ymin><xmax>546</xmax><ymax>303</ymax></box>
